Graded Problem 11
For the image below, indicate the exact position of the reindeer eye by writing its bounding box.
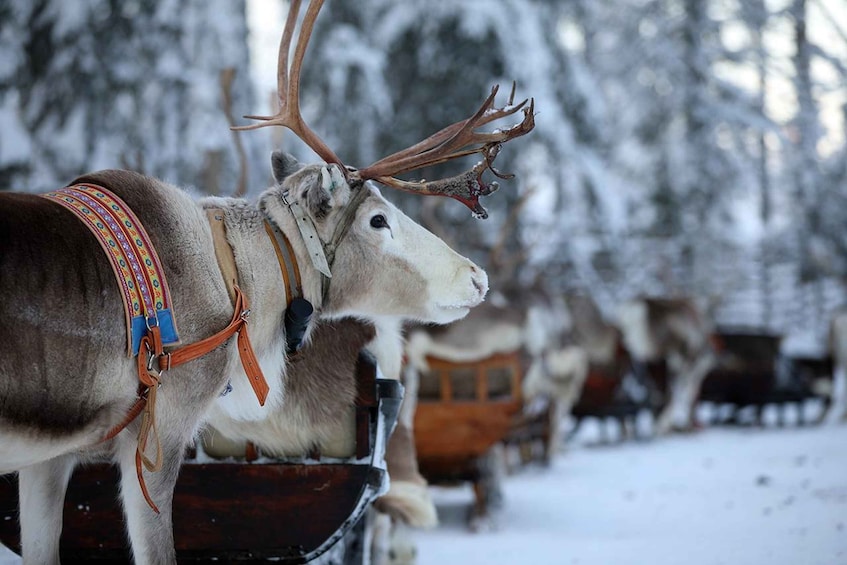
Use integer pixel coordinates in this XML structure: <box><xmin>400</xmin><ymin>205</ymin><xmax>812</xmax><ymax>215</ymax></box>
<box><xmin>370</xmin><ymin>214</ymin><xmax>389</xmax><ymax>229</ymax></box>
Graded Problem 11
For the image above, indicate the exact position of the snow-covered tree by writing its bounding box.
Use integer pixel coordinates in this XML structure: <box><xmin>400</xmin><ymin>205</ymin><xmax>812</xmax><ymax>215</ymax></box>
<box><xmin>0</xmin><ymin>0</ymin><xmax>263</xmax><ymax>195</ymax></box>
<box><xmin>3</xmin><ymin>0</ymin><xmax>844</xmax><ymax>346</ymax></box>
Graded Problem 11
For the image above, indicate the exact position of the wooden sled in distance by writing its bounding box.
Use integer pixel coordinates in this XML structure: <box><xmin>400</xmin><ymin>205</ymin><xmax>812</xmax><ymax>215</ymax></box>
<box><xmin>700</xmin><ymin>330</ymin><xmax>828</xmax><ymax>426</ymax></box>
<box><xmin>569</xmin><ymin>341</ymin><xmax>649</xmax><ymax>443</ymax></box>
<box><xmin>413</xmin><ymin>351</ymin><xmax>523</xmax><ymax>526</ymax></box>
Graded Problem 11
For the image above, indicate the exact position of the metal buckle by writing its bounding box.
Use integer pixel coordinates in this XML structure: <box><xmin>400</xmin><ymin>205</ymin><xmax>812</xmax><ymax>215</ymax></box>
<box><xmin>145</xmin><ymin>316</ymin><xmax>159</xmax><ymax>331</ymax></box>
<box><xmin>145</xmin><ymin>350</ymin><xmax>170</xmax><ymax>376</ymax></box>
<box><xmin>145</xmin><ymin>350</ymin><xmax>156</xmax><ymax>372</ymax></box>
<box><xmin>240</xmin><ymin>308</ymin><xmax>252</xmax><ymax>322</ymax></box>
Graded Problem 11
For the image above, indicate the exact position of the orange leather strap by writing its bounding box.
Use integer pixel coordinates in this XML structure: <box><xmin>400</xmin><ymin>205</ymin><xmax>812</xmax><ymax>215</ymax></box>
<box><xmin>103</xmin><ymin>285</ymin><xmax>268</xmax><ymax>512</ymax></box>
<box><xmin>157</xmin><ymin>287</ymin><xmax>269</xmax><ymax>404</ymax></box>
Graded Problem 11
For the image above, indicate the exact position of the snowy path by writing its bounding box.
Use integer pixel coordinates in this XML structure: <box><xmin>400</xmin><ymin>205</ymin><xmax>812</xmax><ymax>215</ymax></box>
<box><xmin>2</xmin><ymin>424</ymin><xmax>844</xmax><ymax>565</ymax></box>
<box><xmin>416</xmin><ymin>424</ymin><xmax>847</xmax><ymax>565</ymax></box>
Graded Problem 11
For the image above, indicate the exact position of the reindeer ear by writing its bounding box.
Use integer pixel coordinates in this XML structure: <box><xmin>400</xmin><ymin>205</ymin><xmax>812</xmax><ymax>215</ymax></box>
<box><xmin>271</xmin><ymin>151</ymin><xmax>303</xmax><ymax>184</ymax></box>
<box><xmin>302</xmin><ymin>165</ymin><xmax>351</xmax><ymax>220</ymax></box>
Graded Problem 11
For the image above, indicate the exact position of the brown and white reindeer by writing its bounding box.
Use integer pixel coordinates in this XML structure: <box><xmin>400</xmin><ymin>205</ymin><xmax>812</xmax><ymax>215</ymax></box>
<box><xmin>0</xmin><ymin>1</ymin><xmax>535</xmax><ymax>563</ymax></box>
<box><xmin>616</xmin><ymin>297</ymin><xmax>717</xmax><ymax>434</ymax></box>
<box><xmin>199</xmin><ymin>316</ymin><xmax>378</xmax><ymax>459</ymax></box>
<box><xmin>562</xmin><ymin>293</ymin><xmax>643</xmax><ymax>440</ymax></box>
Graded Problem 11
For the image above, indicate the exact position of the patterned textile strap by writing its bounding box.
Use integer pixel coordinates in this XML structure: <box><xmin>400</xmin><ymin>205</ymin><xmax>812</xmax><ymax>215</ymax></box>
<box><xmin>42</xmin><ymin>184</ymin><xmax>180</xmax><ymax>356</ymax></box>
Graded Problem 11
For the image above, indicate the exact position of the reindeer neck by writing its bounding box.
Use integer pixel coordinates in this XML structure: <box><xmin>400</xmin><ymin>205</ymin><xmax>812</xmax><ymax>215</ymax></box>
<box><xmin>200</xmin><ymin>200</ymin><xmax>290</xmax><ymax>331</ymax></box>
<box><xmin>366</xmin><ymin>318</ymin><xmax>405</xmax><ymax>380</ymax></box>
<box><xmin>257</xmin><ymin>193</ymin><xmax>324</xmax><ymax>312</ymax></box>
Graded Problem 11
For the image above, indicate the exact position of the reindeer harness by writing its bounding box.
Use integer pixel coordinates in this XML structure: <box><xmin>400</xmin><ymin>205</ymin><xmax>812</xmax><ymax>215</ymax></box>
<box><xmin>39</xmin><ymin>169</ymin><xmax>369</xmax><ymax>510</ymax></box>
<box><xmin>42</xmin><ymin>184</ymin><xmax>269</xmax><ymax>512</ymax></box>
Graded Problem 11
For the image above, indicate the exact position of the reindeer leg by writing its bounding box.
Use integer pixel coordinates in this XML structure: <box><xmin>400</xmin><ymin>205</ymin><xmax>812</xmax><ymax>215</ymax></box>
<box><xmin>826</xmin><ymin>365</ymin><xmax>847</xmax><ymax>425</ymax></box>
<box><xmin>654</xmin><ymin>377</ymin><xmax>679</xmax><ymax>435</ymax></box>
<box><xmin>684</xmin><ymin>356</ymin><xmax>710</xmax><ymax>429</ymax></box>
<box><xmin>18</xmin><ymin>454</ymin><xmax>77</xmax><ymax>565</ymax></box>
<box><xmin>116</xmin><ymin>433</ymin><xmax>184</xmax><ymax>565</ymax></box>
<box><xmin>656</xmin><ymin>353</ymin><xmax>714</xmax><ymax>434</ymax></box>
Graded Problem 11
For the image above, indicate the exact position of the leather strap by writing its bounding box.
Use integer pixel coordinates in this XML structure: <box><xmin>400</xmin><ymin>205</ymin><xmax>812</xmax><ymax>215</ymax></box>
<box><xmin>160</xmin><ymin>287</ymin><xmax>268</xmax><ymax>404</ymax></box>
<box><xmin>206</xmin><ymin>209</ymin><xmax>239</xmax><ymax>304</ymax></box>
<box><xmin>321</xmin><ymin>182</ymin><xmax>369</xmax><ymax>303</ymax></box>
<box><xmin>286</xmin><ymin>196</ymin><xmax>332</xmax><ymax>278</ymax></box>
<box><xmin>264</xmin><ymin>220</ymin><xmax>302</xmax><ymax>302</ymax></box>
<box><xmin>324</xmin><ymin>183</ymin><xmax>368</xmax><ymax>269</ymax></box>
<box><xmin>102</xmin><ymin>286</ymin><xmax>268</xmax><ymax>513</ymax></box>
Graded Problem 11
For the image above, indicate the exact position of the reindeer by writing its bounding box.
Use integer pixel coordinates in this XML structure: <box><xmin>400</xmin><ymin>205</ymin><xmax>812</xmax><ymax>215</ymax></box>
<box><xmin>561</xmin><ymin>293</ymin><xmax>646</xmax><ymax>442</ymax></box>
<box><xmin>0</xmin><ymin>1</ymin><xmax>535</xmax><ymax>563</ymax></box>
<box><xmin>199</xmin><ymin>316</ymin><xmax>378</xmax><ymax>459</ymax></box>
<box><xmin>616</xmin><ymin>297</ymin><xmax>716</xmax><ymax>435</ymax></box>
<box><xmin>200</xmin><ymin>316</ymin><xmax>408</xmax><ymax>460</ymax></box>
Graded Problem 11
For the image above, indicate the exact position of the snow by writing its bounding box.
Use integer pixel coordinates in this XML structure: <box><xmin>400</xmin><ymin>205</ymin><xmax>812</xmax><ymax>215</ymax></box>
<box><xmin>416</xmin><ymin>423</ymin><xmax>847</xmax><ymax>565</ymax></box>
<box><xmin>1</xmin><ymin>423</ymin><xmax>844</xmax><ymax>564</ymax></box>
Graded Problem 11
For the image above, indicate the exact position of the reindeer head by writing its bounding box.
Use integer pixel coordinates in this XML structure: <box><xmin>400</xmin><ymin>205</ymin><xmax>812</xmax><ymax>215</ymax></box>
<box><xmin>243</xmin><ymin>0</ymin><xmax>534</xmax><ymax>324</ymax></box>
<box><xmin>263</xmin><ymin>152</ymin><xmax>488</xmax><ymax>324</ymax></box>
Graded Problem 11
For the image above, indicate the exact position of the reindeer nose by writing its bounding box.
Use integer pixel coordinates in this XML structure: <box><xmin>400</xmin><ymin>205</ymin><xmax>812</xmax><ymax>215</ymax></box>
<box><xmin>470</xmin><ymin>264</ymin><xmax>488</xmax><ymax>298</ymax></box>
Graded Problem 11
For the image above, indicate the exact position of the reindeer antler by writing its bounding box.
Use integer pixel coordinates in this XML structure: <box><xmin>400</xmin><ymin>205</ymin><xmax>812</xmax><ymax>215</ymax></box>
<box><xmin>232</xmin><ymin>0</ymin><xmax>343</xmax><ymax>170</ymax></box>
<box><xmin>235</xmin><ymin>0</ymin><xmax>535</xmax><ymax>219</ymax></box>
<box><xmin>357</xmin><ymin>83</ymin><xmax>535</xmax><ymax>218</ymax></box>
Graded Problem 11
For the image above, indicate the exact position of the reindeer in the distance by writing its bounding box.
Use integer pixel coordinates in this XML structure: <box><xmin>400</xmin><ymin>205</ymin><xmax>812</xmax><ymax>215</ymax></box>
<box><xmin>617</xmin><ymin>297</ymin><xmax>717</xmax><ymax>434</ymax></box>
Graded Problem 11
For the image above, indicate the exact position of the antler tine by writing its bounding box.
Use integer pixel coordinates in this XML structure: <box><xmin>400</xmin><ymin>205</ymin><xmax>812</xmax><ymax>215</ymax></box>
<box><xmin>232</xmin><ymin>0</ymin><xmax>344</xmax><ymax>169</ymax></box>
<box><xmin>273</xmin><ymin>0</ymin><xmax>300</xmax><ymax>114</ymax></box>
<box><xmin>355</xmin><ymin>87</ymin><xmax>535</xmax><ymax>219</ymax></box>
<box><xmin>361</xmin><ymin>84</ymin><xmax>529</xmax><ymax>176</ymax></box>
<box><xmin>360</xmin><ymin>86</ymin><xmax>501</xmax><ymax>174</ymax></box>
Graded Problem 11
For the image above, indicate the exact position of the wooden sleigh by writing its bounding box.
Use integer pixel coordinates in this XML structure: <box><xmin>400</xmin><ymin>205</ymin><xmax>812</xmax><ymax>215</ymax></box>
<box><xmin>0</xmin><ymin>352</ymin><xmax>403</xmax><ymax>564</ymax></box>
<box><xmin>699</xmin><ymin>330</ymin><xmax>827</xmax><ymax>426</ymax></box>
<box><xmin>413</xmin><ymin>351</ymin><xmax>523</xmax><ymax>524</ymax></box>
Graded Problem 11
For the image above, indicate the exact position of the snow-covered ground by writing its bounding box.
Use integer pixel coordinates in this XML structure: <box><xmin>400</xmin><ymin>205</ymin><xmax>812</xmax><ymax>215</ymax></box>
<box><xmin>416</xmin><ymin>422</ymin><xmax>847</xmax><ymax>565</ymax></box>
<box><xmin>2</xmin><ymin>422</ymin><xmax>844</xmax><ymax>565</ymax></box>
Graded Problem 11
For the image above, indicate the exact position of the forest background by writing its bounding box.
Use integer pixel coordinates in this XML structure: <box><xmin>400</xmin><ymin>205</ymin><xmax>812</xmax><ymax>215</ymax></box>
<box><xmin>1</xmin><ymin>0</ymin><xmax>845</xmax><ymax>354</ymax></box>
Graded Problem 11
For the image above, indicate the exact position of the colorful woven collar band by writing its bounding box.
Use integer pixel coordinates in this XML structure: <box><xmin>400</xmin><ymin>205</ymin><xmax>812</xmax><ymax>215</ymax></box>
<box><xmin>42</xmin><ymin>184</ymin><xmax>180</xmax><ymax>357</ymax></box>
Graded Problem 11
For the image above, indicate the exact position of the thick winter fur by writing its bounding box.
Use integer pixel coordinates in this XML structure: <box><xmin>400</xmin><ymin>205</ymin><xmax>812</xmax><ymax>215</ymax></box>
<box><xmin>1</xmin><ymin>171</ymin><xmax>237</xmax><ymax>564</ymax></box>
<box><xmin>617</xmin><ymin>297</ymin><xmax>716</xmax><ymax>434</ymax></box>
<box><xmin>202</xmin><ymin>318</ymin><xmax>374</xmax><ymax>458</ymax></box>
<box><xmin>0</xmin><ymin>152</ymin><xmax>487</xmax><ymax>565</ymax></box>
<box><xmin>202</xmin><ymin>317</ymin><xmax>407</xmax><ymax>459</ymax></box>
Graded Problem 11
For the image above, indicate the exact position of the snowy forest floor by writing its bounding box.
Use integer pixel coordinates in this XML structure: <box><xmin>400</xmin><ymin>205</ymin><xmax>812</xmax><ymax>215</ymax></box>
<box><xmin>1</xmin><ymin>420</ymin><xmax>844</xmax><ymax>565</ymax></box>
<box><xmin>415</xmin><ymin>419</ymin><xmax>847</xmax><ymax>565</ymax></box>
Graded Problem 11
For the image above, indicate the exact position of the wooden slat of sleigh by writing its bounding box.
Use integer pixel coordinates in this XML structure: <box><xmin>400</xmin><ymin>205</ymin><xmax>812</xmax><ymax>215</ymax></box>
<box><xmin>414</xmin><ymin>352</ymin><xmax>523</xmax><ymax>475</ymax></box>
<box><xmin>0</xmin><ymin>352</ymin><xmax>402</xmax><ymax>563</ymax></box>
